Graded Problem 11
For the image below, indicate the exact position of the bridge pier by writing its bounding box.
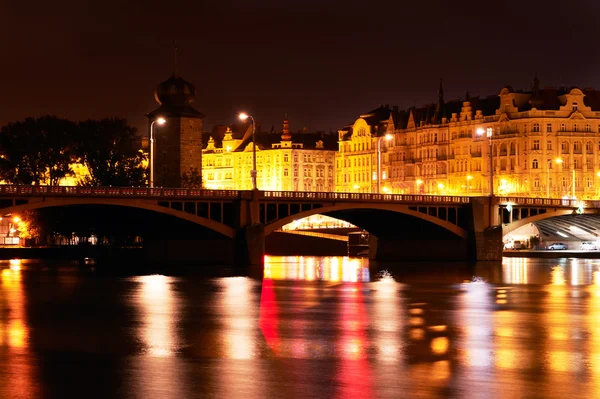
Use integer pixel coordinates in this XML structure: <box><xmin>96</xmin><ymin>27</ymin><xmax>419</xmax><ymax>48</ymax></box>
<box><xmin>470</xmin><ymin>197</ymin><xmax>503</xmax><ymax>261</ymax></box>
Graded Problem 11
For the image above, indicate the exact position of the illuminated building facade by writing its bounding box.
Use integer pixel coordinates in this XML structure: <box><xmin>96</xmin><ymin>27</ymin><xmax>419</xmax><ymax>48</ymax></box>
<box><xmin>202</xmin><ymin>117</ymin><xmax>337</xmax><ymax>191</ymax></box>
<box><xmin>337</xmin><ymin>77</ymin><xmax>600</xmax><ymax>199</ymax></box>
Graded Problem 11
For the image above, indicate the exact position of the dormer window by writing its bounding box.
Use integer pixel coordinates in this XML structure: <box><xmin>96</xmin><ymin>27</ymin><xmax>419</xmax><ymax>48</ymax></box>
<box><xmin>573</xmin><ymin>102</ymin><xmax>578</xmax><ymax>111</ymax></box>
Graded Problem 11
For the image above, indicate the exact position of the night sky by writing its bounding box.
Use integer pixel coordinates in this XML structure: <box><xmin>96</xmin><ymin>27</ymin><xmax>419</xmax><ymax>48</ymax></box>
<box><xmin>2</xmin><ymin>1</ymin><xmax>599</xmax><ymax>135</ymax></box>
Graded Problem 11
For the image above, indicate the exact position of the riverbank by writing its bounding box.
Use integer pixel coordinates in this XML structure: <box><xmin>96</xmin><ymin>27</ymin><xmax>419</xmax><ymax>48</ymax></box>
<box><xmin>503</xmin><ymin>249</ymin><xmax>600</xmax><ymax>259</ymax></box>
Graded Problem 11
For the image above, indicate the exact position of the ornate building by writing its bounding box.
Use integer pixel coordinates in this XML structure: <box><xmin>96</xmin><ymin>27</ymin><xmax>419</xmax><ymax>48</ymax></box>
<box><xmin>337</xmin><ymin>78</ymin><xmax>600</xmax><ymax>199</ymax></box>
<box><xmin>147</xmin><ymin>70</ymin><xmax>204</xmax><ymax>187</ymax></box>
<box><xmin>202</xmin><ymin>117</ymin><xmax>337</xmax><ymax>191</ymax></box>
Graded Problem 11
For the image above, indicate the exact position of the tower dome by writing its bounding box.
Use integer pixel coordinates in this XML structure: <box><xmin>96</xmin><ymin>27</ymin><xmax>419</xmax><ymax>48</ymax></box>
<box><xmin>154</xmin><ymin>74</ymin><xmax>197</xmax><ymax>106</ymax></box>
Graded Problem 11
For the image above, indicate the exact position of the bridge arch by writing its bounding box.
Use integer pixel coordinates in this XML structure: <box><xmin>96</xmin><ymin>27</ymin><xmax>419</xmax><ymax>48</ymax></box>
<box><xmin>264</xmin><ymin>203</ymin><xmax>468</xmax><ymax>239</ymax></box>
<box><xmin>502</xmin><ymin>209</ymin><xmax>575</xmax><ymax>237</ymax></box>
<box><xmin>1</xmin><ymin>198</ymin><xmax>236</xmax><ymax>238</ymax></box>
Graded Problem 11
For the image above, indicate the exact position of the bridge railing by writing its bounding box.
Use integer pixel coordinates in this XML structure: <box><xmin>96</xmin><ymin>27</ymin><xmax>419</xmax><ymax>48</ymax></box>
<box><xmin>0</xmin><ymin>185</ymin><xmax>243</xmax><ymax>199</ymax></box>
<box><xmin>498</xmin><ymin>196</ymin><xmax>598</xmax><ymax>208</ymax></box>
<box><xmin>261</xmin><ymin>190</ymin><xmax>471</xmax><ymax>204</ymax></box>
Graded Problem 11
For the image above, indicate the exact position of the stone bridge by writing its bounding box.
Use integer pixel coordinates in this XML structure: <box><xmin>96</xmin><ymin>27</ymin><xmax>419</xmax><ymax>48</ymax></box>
<box><xmin>0</xmin><ymin>185</ymin><xmax>594</xmax><ymax>266</ymax></box>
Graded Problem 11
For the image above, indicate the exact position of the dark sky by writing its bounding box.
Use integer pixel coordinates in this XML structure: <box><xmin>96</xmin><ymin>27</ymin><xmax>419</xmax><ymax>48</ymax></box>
<box><xmin>2</xmin><ymin>0</ymin><xmax>600</xmax><ymax>135</ymax></box>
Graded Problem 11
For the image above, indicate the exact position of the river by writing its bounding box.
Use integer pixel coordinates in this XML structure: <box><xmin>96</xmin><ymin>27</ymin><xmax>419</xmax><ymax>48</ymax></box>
<box><xmin>0</xmin><ymin>256</ymin><xmax>599</xmax><ymax>398</ymax></box>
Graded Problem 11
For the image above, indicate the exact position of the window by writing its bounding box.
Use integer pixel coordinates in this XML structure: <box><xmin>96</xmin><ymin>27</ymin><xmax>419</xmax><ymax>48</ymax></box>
<box><xmin>574</xmin><ymin>159</ymin><xmax>581</xmax><ymax>169</ymax></box>
<box><xmin>532</xmin><ymin>140</ymin><xmax>540</xmax><ymax>150</ymax></box>
<box><xmin>562</xmin><ymin>177</ymin><xmax>568</xmax><ymax>188</ymax></box>
<box><xmin>284</xmin><ymin>168</ymin><xmax>289</xmax><ymax>177</ymax></box>
<box><xmin>284</xmin><ymin>154</ymin><xmax>289</xmax><ymax>162</ymax></box>
<box><xmin>560</xmin><ymin>123</ymin><xmax>566</xmax><ymax>132</ymax></box>
<box><xmin>574</xmin><ymin>141</ymin><xmax>581</xmax><ymax>152</ymax></box>
<box><xmin>587</xmin><ymin>177</ymin><xmax>593</xmax><ymax>188</ymax></box>
<box><xmin>547</xmin><ymin>124</ymin><xmax>552</xmax><ymax>132</ymax></box>
<box><xmin>533</xmin><ymin>123</ymin><xmax>540</xmax><ymax>132</ymax></box>
<box><xmin>561</xmin><ymin>141</ymin><xmax>569</xmax><ymax>152</ymax></box>
<box><xmin>586</xmin><ymin>124</ymin><xmax>592</xmax><ymax>133</ymax></box>
<box><xmin>534</xmin><ymin>178</ymin><xmax>540</xmax><ymax>188</ymax></box>
<box><xmin>532</xmin><ymin>159</ymin><xmax>539</xmax><ymax>169</ymax></box>
<box><xmin>372</xmin><ymin>171</ymin><xmax>377</xmax><ymax>181</ymax></box>
<box><xmin>587</xmin><ymin>158</ymin><xmax>593</xmax><ymax>169</ymax></box>
<box><xmin>547</xmin><ymin>141</ymin><xmax>552</xmax><ymax>150</ymax></box>
<box><xmin>574</xmin><ymin>124</ymin><xmax>578</xmax><ymax>132</ymax></box>
<box><xmin>587</xmin><ymin>141</ymin><xmax>593</xmax><ymax>152</ymax></box>
<box><xmin>573</xmin><ymin>102</ymin><xmax>578</xmax><ymax>111</ymax></box>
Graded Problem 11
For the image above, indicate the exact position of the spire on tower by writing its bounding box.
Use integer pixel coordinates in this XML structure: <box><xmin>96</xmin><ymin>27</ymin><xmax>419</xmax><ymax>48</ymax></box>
<box><xmin>281</xmin><ymin>114</ymin><xmax>291</xmax><ymax>141</ymax></box>
<box><xmin>173</xmin><ymin>40</ymin><xmax>179</xmax><ymax>77</ymax></box>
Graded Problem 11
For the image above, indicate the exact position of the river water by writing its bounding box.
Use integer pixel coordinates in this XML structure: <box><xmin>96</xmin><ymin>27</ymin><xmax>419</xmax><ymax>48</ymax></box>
<box><xmin>1</xmin><ymin>256</ymin><xmax>600</xmax><ymax>398</ymax></box>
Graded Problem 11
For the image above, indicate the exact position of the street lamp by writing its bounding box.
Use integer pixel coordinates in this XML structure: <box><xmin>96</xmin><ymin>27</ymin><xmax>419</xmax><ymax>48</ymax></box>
<box><xmin>239</xmin><ymin>113</ymin><xmax>257</xmax><ymax>190</ymax></box>
<box><xmin>547</xmin><ymin>158</ymin><xmax>562</xmax><ymax>198</ymax></box>
<box><xmin>476</xmin><ymin>127</ymin><xmax>493</xmax><ymax>196</ymax></box>
<box><xmin>377</xmin><ymin>134</ymin><xmax>394</xmax><ymax>193</ymax></box>
<box><xmin>415</xmin><ymin>179</ymin><xmax>424</xmax><ymax>194</ymax></box>
<box><xmin>466</xmin><ymin>175</ymin><xmax>473</xmax><ymax>195</ymax></box>
<box><xmin>149</xmin><ymin>117</ymin><xmax>166</xmax><ymax>188</ymax></box>
<box><xmin>555</xmin><ymin>158</ymin><xmax>575</xmax><ymax>198</ymax></box>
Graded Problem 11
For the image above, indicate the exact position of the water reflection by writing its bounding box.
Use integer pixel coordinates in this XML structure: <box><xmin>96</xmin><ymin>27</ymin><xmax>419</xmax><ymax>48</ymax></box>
<box><xmin>0</xmin><ymin>260</ymin><xmax>38</xmax><ymax>399</ymax></box>
<box><xmin>134</xmin><ymin>275</ymin><xmax>180</xmax><ymax>357</ymax></box>
<box><xmin>5</xmin><ymin>256</ymin><xmax>600</xmax><ymax>397</ymax></box>
<box><xmin>264</xmin><ymin>256</ymin><xmax>369</xmax><ymax>282</ymax></box>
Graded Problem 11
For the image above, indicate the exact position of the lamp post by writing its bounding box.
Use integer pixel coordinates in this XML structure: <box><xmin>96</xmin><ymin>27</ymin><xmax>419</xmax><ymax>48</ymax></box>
<box><xmin>547</xmin><ymin>158</ymin><xmax>562</xmax><ymax>198</ymax></box>
<box><xmin>377</xmin><ymin>134</ymin><xmax>394</xmax><ymax>193</ymax></box>
<box><xmin>149</xmin><ymin>117</ymin><xmax>166</xmax><ymax>188</ymax></box>
<box><xmin>239</xmin><ymin>113</ymin><xmax>257</xmax><ymax>190</ymax></box>
<box><xmin>466</xmin><ymin>175</ymin><xmax>473</xmax><ymax>195</ymax></box>
<box><xmin>476</xmin><ymin>127</ymin><xmax>494</xmax><ymax>196</ymax></box>
<box><xmin>415</xmin><ymin>179</ymin><xmax>423</xmax><ymax>194</ymax></box>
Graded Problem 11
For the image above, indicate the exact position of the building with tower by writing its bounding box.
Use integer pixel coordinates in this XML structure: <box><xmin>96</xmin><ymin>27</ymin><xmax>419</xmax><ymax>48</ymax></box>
<box><xmin>202</xmin><ymin>116</ymin><xmax>337</xmax><ymax>191</ymax></box>
<box><xmin>337</xmin><ymin>77</ymin><xmax>600</xmax><ymax>199</ymax></box>
<box><xmin>147</xmin><ymin>69</ymin><xmax>204</xmax><ymax>188</ymax></box>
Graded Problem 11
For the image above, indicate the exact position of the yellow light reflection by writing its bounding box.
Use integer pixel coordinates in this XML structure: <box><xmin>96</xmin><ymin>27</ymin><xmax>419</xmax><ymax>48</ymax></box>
<box><xmin>135</xmin><ymin>275</ymin><xmax>179</xmax><ymax>357</ymax></box>
<box><xmin>220</xmin><ymin>277</ymin><xmax>256</xmax><ymax>359</ymax></box>
<box><xmin>410</xmin><ymin>328</ymin><xmax>425</xmax><ymax>340</ymax></box>
<box><xmin>428</xmin><ymin>325</ymin><xmax>447</xmax><ymax>332</ymax></box>
<box><xmin>262</xmin><ymin>256</ymin><xmax>369</xmax><ymax>282</ymax></box>
<box><xmin>430</xmin><ymin>337</ymin><xmax>449</xmax><ymax>355</ymax></box>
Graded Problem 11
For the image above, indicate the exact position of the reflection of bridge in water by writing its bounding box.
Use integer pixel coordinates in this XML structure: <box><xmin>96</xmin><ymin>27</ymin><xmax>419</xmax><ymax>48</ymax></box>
<box><xmin>1</xmin><ymin>184</ymin><xmax>599</xmax><ymax>266</ymax></box>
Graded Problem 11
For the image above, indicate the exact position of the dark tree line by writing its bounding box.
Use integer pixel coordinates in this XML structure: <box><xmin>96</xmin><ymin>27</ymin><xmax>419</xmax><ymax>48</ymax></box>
<box><xmin>0</xmin><ymin>116</ymin><xmax>147</xmax><ymax>186</ymax></box>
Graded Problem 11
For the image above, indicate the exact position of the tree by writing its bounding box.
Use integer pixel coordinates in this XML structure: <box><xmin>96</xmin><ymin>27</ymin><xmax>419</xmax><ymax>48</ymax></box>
<box><xmin>76</xmin><ymin>118</ymin><xmax>146</xmax><ymax>186</ymax></box>
<box><xmin>181</xmin><ymin>167</ymin><xmax>203</xmax><ymax>188</ymax></box>
<box><xmin>0</xmin><ymin>116</ymin><xmax>76</xmax><ymax>185</ymax></box>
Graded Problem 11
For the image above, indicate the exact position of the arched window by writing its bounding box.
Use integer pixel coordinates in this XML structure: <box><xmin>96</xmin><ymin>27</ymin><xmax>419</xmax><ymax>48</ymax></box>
<box><xmin>561</xmin><ymin>141</ymin><xmax>569</xmax><ymax>153</ymax></box>
<box><xmin>586</xmin><ymin>141</ymin><xmax>593</xmax><ymax>152</ymax></box>
<box><xmin>532</xmin><ymin>159</ymin><xmax>539</xmax><ymax>169</ymax></box>
<box><xmin>574</xmin><ymin>141</ymin><xmax>582</xmax><ymax>152</ymax></box>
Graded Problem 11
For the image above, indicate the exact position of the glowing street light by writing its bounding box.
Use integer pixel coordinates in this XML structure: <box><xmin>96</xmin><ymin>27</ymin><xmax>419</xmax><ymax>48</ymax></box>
<box><xmin>377</xmin><ymin>133</ymin><xmax>394</xmax><ymax>193</ymax></box>
<box><xmin>239</xmin><ymin>113</ymin><xmax>257</xmax><ymax>190</ymax></box>
<box><xmin>547</xmin><ymin>158</ymin><xmax>562</xmax><ymax>198</ymax></box>
<box><xmin>466</xmin><ymin>175</ymin><xmax>473</xmax><ymax>195</ymax></box>
<box><xmin>415</xmin><ymin>179</ymin><xmax>424</xmax><ymax>194</ymax></box>
<box><xmin>476</xmin><ymin>127</ymin><xmax>493</xmax><ymax>196</ymax></box>
<box><xmin>149</xmin><ymin>117</ymin><xmax>166</xmax><ymax>188</ymax></box>
<box><xmin>555</xmin><ymin>157</ymin><xmax>575</xmax><ymax>199</ymax></box>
